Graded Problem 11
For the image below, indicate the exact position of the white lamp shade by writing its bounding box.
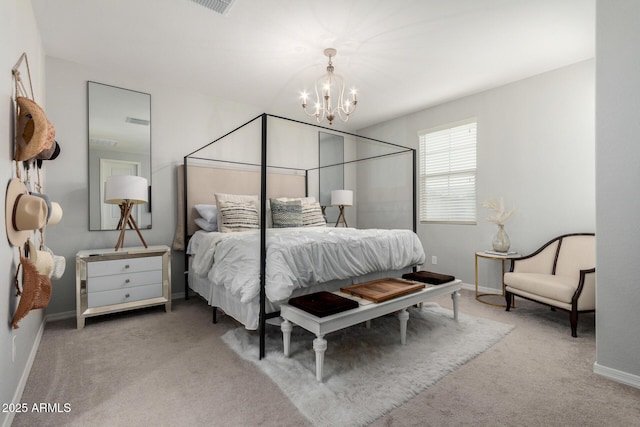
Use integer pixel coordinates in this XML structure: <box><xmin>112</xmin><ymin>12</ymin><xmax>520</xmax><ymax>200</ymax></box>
<box><xmin>331</xmin><ymin>189</ymin><xmax>353</xmax><ymax>206</ymax></box>
<box><xmin>105</xmin><ymin>175</ymin><xmax>148</xmax><ymax>204</ymax></box>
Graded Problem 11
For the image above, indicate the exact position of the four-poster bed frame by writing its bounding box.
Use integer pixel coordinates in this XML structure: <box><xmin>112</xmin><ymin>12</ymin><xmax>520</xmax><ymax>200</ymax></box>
<box><xmin>181</xmin><ymin>113</ymin><xmax>417</xmax><ymax>358</ymax></box>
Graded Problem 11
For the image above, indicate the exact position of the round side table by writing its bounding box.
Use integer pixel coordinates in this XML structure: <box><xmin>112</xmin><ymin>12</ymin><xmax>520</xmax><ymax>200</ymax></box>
<box><xmin>475</xmin><ymin>251</ymin><xmax>520</xmax><ymax>307</ymax></box>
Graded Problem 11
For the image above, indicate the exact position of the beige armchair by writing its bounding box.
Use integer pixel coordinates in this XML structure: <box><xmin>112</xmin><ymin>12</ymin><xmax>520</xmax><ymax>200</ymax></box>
<box><xmin>504</xmin><ymin>233</ymin><xmax>595</xmax><ymax>337</ymax></box>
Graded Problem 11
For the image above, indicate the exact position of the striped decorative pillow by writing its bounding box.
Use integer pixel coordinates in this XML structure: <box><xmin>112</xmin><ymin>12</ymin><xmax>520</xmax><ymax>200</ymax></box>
<box><xmin>270</xmin><ymin>199</ymin><xmax>303</xmax><ymax>228</ymax></box>
<box><xmin>215</xmin><ymin>193</ymin><xmax>259</xmax><ymax>230</ymax></box>
<box><xmin>302</xmin><ymin>202</ymin><xmax>326</xmax><ymax>227</ymax></box>
<box><xmin>218</xmin><ymin>200</ymin><xmax>259</xmax><ymax>232</ymax></box>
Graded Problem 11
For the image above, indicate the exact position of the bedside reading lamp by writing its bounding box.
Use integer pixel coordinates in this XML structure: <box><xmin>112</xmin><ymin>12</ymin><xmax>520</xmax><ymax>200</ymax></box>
<box><xmin>331</xmin><ymin>189</ymin><xmax>352</xmax><ymax>227</ymax></box>
<box><xmin>105</xmin><ymin>175</ymin><xmax>149</xmax><ymax>251</ymax></box>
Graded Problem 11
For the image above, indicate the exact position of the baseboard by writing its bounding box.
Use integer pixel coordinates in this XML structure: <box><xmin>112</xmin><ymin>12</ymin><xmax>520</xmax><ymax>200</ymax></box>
<box><xmin>46</xmin><ymin>310</ymin><xmax>75</xmax><ymax>322</ymax></box>
<box><xmin>593</xmin><ymin>362</ymin><xmax>640</xmax><ymax>389</ymax></box>
<box><xmin>2</xmin><ymin>318</ymin><xmax>46</xmax><ymax>427</ymax></box>
<box><xmin>461</xmin><ymin>282</ymin><xmax>474</xmax><ymax>292</ymax></box>
<box><xmin>463</xmin><ymin>282</ymin><xmax>504</xmax><ymax>296</ymax></box>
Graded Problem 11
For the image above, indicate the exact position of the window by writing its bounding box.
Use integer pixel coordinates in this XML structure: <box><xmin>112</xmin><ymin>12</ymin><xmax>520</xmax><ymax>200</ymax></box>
<box><xmin>418</xmin><ymin>119</ymin><xmax>477</xmax><ymax>224</ymax></box>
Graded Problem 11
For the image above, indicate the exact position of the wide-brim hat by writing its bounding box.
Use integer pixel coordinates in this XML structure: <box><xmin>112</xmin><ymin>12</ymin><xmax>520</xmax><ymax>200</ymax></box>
<box><xmin>15</xmin><ymin>97</ymin><xmax>56</xmax><ymax>162</ymax></box>
<box><xmin>37</xmin><ymin>139</ymin><xmax>58</xmax><ymax>160</ymax></box>
<box><xmin>48</xmin><ymin>202</ymin><xmax>63</xmax><ymax>225</ymax></box>
<box><xmin>51</xmin><ymin>254</ymin><xmax>66</xmax><ymax>280</ymax></box>
<box><xmin>41</xmin><ymin>245</ymin><xmax>66</xmax><ymax>280</ymax></box>
<box><xmin>28</xmin><ymin>193</ymin><xmax>62</xmax><ymax>226</ymax></box>
<box><xmin>30</xmin><ymin>192</ymin><xmax>51</xmax><ymax>221</ymax></box>
<box><xmin>36</xmin><ymin>141</ymin><xmax>61</xmax><ymax>169</ymax></box>
<box><xmin>28</xmin><ymin>239</ymin><xmax>53</xmax><ymax>277</ymax></box>
<box><xmin>5</xmin><ymin>179</ymin><xmax>48</xmax><ymax>246</ymax></box>
<box><xmin>12</xmin><ymin>256</ymin><xmax>52</xmax><ymax>329</ymax></box>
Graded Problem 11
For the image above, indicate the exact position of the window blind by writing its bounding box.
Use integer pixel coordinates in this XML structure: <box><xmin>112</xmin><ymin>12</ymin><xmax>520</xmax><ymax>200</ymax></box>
<box><xmin>418</xmin><ymin>120</ymin><xmax>477</xmax><ymax>224</ymax></box>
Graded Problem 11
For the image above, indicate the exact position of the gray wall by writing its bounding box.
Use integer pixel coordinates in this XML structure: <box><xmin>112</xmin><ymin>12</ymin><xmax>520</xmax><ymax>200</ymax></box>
<box><xmin>594</xmin><ymin>0</ymin><xmax>640</xmax><ymax>386</ymax></box>
<box><xmin>42</xmin><ymin>56</ymin><xmax>263</xmax><ymax>316</ymax></box>
<box><xmin>359</xmin><ymin>60</ymin><xmax>596</xmax><ymax>293</ymax></box>
<box><xmin>1</xmin><ymin>2</ymin><xmax>46</xmax><ymax>426</ymax></box>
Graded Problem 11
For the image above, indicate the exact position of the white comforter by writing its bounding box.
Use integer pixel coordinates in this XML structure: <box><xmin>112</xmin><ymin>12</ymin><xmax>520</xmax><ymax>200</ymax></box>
<box><xmin>191</xmin><ymin>227</ymin><xmax>425</xmax><ymax>304</ymax></box>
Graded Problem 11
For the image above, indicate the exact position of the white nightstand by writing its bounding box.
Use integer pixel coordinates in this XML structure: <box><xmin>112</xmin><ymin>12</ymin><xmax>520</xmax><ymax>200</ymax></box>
<box><xmin>76</xmin><ymin>245</ymin><xmax>171</xmax><ymax>329</ymax></box>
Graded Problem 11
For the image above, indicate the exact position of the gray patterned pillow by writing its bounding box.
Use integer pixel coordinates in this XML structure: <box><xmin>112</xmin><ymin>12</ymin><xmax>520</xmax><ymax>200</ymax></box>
<box><xmin>270</xmin><ymin>199</ymin><xmax>303</xmax><ymax>228</ymax></box>
<box><xmin>302</xmin><ymin>202</ymin><xmax>326</xmax><ymax>227</ymax></box>
<box><xmin>218</xmin><ymin>200</ymin><xmax>259</xmax><ymax>232</ymax></box>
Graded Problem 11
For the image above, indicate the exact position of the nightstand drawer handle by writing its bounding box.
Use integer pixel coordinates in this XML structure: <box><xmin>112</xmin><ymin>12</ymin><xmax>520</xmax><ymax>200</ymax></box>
<box><xmin>125</xmin><ymin>279</ymin><xmax>130</xmax><ymax>284</ymax></box>
<box><xmin>124</xmin><ymin>264</ymin><xmax>130</xmax><ymax>269</ymax></box>
<box><xmin>125</xmin><ymin>293</ymin><xmax>130</xmax><ymax>298</ymax></box>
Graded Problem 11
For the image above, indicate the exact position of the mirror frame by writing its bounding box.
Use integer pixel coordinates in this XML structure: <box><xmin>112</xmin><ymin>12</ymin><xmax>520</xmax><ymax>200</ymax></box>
<box><xmin>87</xmin><ymin>81</ymin><xmax>152</xmax><ymax>231</ymax></box>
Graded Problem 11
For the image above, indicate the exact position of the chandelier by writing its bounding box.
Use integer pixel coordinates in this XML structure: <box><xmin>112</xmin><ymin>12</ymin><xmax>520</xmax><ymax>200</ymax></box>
<box><xmin>301</xmin><ymin>48</ymin><xmax>358</xmax><ymax>125</ymax></box>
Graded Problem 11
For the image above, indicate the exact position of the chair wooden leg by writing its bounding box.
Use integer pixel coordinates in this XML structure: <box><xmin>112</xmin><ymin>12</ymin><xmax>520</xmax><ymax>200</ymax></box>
<box><xmin>570</xmin><ymin>307</ymin><xmax>578</xmax><ymax>338</ymax></box>
<box><xmin>505</xmin><ymin>291</ymin><xmax>512</xmax><ymax>311</ymax></box>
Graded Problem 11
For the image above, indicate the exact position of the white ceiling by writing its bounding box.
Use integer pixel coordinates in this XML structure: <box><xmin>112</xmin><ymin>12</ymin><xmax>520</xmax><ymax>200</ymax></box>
<box><xmin>30</xmin><ymin>0</ymin><xmax>594</xmax><ymax>131</ymax></box>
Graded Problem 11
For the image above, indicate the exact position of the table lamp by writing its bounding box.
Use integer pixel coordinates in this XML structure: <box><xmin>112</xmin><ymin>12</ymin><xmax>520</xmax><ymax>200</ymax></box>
<box><xmin>105</xmin><ymin>175</ymin><xmax>149</xmax><ymax>251</ymax></box>
<box><xmin>331</xmin><ymin>189</ymin><xmax>352</xmax><ymax>227</ymax></box>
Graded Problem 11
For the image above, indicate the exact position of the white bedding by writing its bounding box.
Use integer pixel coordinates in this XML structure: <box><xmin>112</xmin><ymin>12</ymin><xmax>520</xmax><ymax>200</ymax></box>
<box><xmin>190</xmin><ymin>227</ymin><xmax>425</xmax><ymax>305</ymax></box>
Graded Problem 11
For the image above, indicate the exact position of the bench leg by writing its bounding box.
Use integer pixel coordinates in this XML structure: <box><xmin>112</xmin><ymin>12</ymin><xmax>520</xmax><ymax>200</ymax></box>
<box><xmin>451</xmin><ymin>290</ymin><xmax>460</xmax><ymax>321</ymax></box>
<box><xmin>281</xmin><ymin>319</ymin><xmax>292</xmax><ymax>357</ymax></box>
<box><xmin>313</xmin><ymin>335</ymin><xmax>327</xmax><ymax>382</ymax></box>
<box><xmin>398</xmin><ymin>309</ymin><xmax>409</xmax><ymax>345</ymax></box>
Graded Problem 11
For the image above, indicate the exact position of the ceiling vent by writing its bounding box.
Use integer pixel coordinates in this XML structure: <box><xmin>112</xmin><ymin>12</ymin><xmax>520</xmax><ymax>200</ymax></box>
<box><xmin>189</xmin><ymin>0</ymin><xmax>236</xmax><ymax>15</ymax></box>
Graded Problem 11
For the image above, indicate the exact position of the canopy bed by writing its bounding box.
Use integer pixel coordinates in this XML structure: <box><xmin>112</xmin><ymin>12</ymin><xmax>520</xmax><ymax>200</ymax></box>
<box><xmin>174</xmin><ymin>114</ymin><xmax>422</xmax><ymax>358</ymax></box>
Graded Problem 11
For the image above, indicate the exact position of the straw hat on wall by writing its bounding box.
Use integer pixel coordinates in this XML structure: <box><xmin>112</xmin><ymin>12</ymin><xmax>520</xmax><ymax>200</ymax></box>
<box><xmin>11</xmin><ymin>255</ymin><xmax>52</xmax><ymax>329</ymax></box>
<box><xmin>14</xmin><ymin>96</ymin><xmax>55</xmax><ymax>162</ymax></box>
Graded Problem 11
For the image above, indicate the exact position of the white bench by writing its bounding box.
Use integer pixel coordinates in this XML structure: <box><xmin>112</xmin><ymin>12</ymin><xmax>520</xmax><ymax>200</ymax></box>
<box><xmin>280</xmin><ymin>279</ymin><xmax>462</xmax><ymax>382</ymax></box>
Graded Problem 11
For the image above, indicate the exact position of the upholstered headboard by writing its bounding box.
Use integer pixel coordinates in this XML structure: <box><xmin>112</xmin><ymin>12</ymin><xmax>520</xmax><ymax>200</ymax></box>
<box><xmin>173</xmin><ymin>164</ymin><xmax>306</xmax><ymax>250</ymax></box>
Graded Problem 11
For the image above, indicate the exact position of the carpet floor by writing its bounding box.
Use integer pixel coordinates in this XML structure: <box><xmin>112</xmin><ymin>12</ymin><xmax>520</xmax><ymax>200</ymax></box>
<box><xmin>12</xmin><ymin>289</ymin><xmax>640</xmax><ymax>426</ymax></box>
<box><xmin>222</xmin><ymin>303</ymin><xmax>513</xmax><ymax>426</ymax></box>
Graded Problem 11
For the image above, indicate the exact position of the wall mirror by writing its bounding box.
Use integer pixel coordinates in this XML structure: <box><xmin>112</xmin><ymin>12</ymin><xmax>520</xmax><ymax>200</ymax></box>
<box><xmin>88</xmin><ymin>81</ymin><xmax>152</xmax><ymax>231</ymax></box>
<box><xmin>319</xmin><ymin>131</ymin><xmax>344</xmax><ymax>224</ymax></box>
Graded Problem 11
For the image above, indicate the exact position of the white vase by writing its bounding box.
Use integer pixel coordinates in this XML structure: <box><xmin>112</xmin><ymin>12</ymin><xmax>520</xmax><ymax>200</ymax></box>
<box><xmin>492</xmin><ymin>225</ymin><xmax>510</xmax><ymax>252</ymax></box>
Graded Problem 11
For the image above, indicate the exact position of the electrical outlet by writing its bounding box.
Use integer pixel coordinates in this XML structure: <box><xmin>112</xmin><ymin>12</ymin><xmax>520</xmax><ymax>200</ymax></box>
<box><xmin>431</xmin><ymin>256</ymin><xmax>437</xmax><ymax>265</ymax></box>
<box><xmin>12</xmin><ymin>335</ymin><xmax>16</xmax><ymax>363</ymax></box>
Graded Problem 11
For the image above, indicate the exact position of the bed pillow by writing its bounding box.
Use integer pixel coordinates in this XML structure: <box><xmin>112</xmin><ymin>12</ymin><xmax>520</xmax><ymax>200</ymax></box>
<box><xmin>194</xmin><ymin>204</ymin><xmax>218</xmax><ymax>223</ymax></box>
<box><xmin>273</xmin><ymin>196</ymin><xmax>316</xmax><ymax>205</ymax></box>
<box><xmin>215</xmin><ymin>193</ymin><xmax>260</xmax><ymax>230</ymax></box>
<box><xmin>270</xmin><ymin>198</ymin><xmax>303</xmax><ymax>228</ymax></box>
<box><xmin>302</xmin><ymin>202</ymin><xmax>326</xmax><ymax>227</ymax></box>
<box><xmin>194</xmin><ymin>217</ymin><xmax>218</xmax><ymax>232</ymax></box>
<box><xmin>269</xmin><ymin>197</ymin><xmax>316</xmax><ymax>228</ymax></box>
<box><xmin>217</xmin><ymin>200</ymin><xmax>259</xmax><ymax>232</ymax></box>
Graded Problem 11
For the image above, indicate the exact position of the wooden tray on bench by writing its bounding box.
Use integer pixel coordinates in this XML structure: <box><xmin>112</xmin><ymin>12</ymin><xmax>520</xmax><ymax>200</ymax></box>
<box><xmin>340</xmin><ymin>278</ymin><xmax>426</xmax><ymax>303</ymax></box>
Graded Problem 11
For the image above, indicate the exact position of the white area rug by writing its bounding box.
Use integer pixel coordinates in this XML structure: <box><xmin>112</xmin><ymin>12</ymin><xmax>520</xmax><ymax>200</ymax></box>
<box><xmin>222</xmin><ymin>303</ymin><xmax>513</xmax><ymax>427</ymax></box>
